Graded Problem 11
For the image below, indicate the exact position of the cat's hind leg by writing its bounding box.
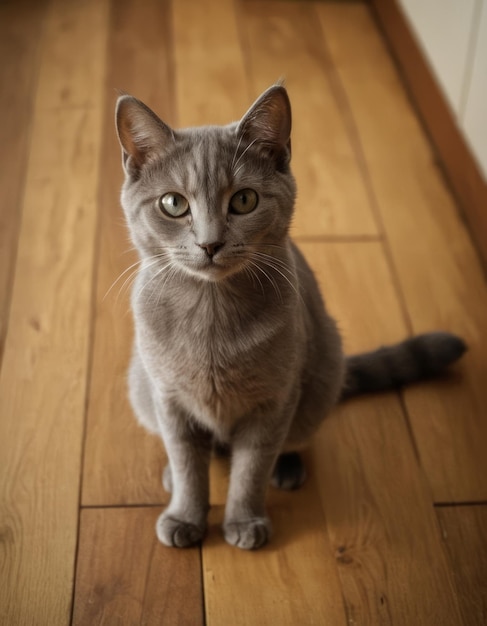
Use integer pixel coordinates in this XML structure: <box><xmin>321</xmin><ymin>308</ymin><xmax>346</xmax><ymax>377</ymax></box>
<box><xmin>271</xmin><ymin>452</ymin><xmax>306</xmax><ymax>490</ymax></box>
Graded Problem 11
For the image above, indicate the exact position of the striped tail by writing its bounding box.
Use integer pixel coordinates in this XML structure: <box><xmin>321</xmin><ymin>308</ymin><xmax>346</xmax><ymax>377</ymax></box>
<box><xmin>341</xmin><ymin>332</ymin><xmax>467</xmax><ymax>400</ymax></box>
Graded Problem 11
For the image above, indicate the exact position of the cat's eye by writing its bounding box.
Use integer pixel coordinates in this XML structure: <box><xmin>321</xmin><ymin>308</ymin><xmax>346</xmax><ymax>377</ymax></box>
<box><xmin>229</xmin><ymin>189</ymin><xmax>258</xmax><ymax>215</ymax></box>
<box><xmin>158</xmin><ymin>192</ymin><xmax>190</xmax><ymax>218</ymax></box>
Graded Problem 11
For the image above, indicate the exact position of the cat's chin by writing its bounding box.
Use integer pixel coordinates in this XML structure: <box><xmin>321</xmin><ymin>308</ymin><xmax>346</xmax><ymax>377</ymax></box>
<box><xmin>181</xmin><ymin>261</ymin><xmax>243</xmax><ymax>283</ymax></box>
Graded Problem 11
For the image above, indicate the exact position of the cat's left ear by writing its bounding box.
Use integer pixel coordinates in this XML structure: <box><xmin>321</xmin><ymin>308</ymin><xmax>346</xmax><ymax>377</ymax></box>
<box><xmin>237</xmin><ymin>85</ymin><xmax>292</xmax><ymax>170</ymax></box>
<box><xmin>115</xmin><ymin>95</ymin><xmax>174</xmax><ymax>177</ymax></box>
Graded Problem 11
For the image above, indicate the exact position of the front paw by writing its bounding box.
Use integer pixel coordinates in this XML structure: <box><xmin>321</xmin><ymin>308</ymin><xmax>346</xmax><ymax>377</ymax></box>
<box><xmin>223</xmin><ymin>517</ymin><xmax>271</xmax><ymax>550</ymax></box>
<box><xmin>156</xmin><ymin>512</ymin><xmax>206</xmax><ymax>548</ymax></box>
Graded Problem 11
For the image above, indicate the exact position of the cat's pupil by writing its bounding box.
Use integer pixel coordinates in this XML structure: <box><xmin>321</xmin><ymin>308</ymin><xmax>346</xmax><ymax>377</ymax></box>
<box><xmin>159</xmin><ymin>192</ymin><xmax>189</xmax><ymax>217</ymax></box>
<box><xmin>230</xmin><ymin>188</ymin><xmax>258</xmax><ymax>214</ymax></box>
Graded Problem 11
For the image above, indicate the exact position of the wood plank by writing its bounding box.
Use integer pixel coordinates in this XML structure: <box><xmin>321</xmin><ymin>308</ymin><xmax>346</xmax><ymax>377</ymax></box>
<box><xmin>73</xmin><ymin>507</ymin><xmax>204</xmax><ymax>625</ymax></box>
<box><xmin>300</xmin><ymin>241</ymin><xmax>463</xmax><ymax>625</ymax></box>
<box><xmin>82</xmin><ymin>0</ymin><xmax>176</xmax><ymax>506</ymax></box>
<box><xmin>372</xmin><ymin>0</ymin><xmax>487</xmax><ymax>266</ymax></box>
<box><xmin>173</xmin><ymin>0</ymin><xmax>248</xmax><ymax>125</ymax></box>
<box><xmin>203</xmin><ymin>473</ymin><xmax>347</xmax><ymax>626</ymax></box>
<box><xmin>317</xmin><ymin>3</ymin><xmax>487</xmax><ymax>502</ymax></box>
<box><xmin>0</xmin><ymin>104</ymin><xmax>103</xmax><ymax>626</ymax></box>
<box><xmin>36</xmin><ymin>0</ymin><xmax>108</xmax><ymax>110</ymax></box>
<box><xmin>242</xmin><ymin>1</ymin><xmax>379</xmax><ymax>238</ymax></box>
<box><xmin>436</xmin><ymin>505</ymin><xmax>487</xmax><ymax>626</ymax></box>
<box><xmin>0</xmin><ymin>0</ymin><xmax>108</xmax><ymax>622</ymax></box>
<box><xmin>0</xmin><ymin>0</ymin><xmax>46</xmax><ymax>361</ymax></box>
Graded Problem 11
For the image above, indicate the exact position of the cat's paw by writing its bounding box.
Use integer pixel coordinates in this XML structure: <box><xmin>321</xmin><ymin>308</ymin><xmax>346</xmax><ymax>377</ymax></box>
<box><xmin>223</xmin><ymin>517</ymin><xmax>271</xmax><ymax>550</ymax></box>
<box><xmin>156</xmin><ymin>512</ymin><xmax>205</xmax><ymax>548</ymax></box>
<box><xmin>162</xmin><ymin>464</ymin><xmax>172</xmax><ymax>493</ymax></box>
<box><xmin>271</xmin><ymin>452</ymin><xmax>306</xmax><ymax>490</ymax></box>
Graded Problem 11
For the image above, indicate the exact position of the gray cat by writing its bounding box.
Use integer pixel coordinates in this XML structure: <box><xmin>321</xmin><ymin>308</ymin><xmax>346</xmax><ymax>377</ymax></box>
<box><xmin>115</xmin><ymin>85</ymin><xmax>466</xmax><ymax>550</ymax></box>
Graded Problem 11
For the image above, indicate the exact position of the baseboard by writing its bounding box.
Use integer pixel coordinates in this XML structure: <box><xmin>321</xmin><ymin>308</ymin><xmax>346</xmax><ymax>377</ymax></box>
<box><xmin>370</xmin><ymin>0</ymin><xmax>487</xmax><ymax>266</ymax></box>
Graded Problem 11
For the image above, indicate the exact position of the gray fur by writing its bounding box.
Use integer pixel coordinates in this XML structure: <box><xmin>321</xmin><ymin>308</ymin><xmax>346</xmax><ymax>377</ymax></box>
<box><xmin>115</xmin><ymin>86</ymin><xmax>466</xmax><ymax>550</ymax></box>
<box><xmin>342</xmin><ymin>332</ymin><xmax>467</xmax><ymax>400</ymax></box>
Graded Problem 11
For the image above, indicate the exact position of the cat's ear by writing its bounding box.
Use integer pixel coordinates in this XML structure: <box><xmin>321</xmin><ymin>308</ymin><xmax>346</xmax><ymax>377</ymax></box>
<box><xmin>237</xmin><ymin>85</ymin><xmax>292</xmax><ymax>169</ymax></box>
<box><xmin>115</xmin><ymin>95</ymin><xmax>174</xmax><ymax>176</ymax></box>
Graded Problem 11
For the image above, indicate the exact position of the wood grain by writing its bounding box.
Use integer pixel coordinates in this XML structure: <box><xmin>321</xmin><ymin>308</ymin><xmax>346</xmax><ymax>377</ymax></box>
<box><xmin>36</xmin><ymin>0</ymin><xmax>108</xmax><ymax>111</ymax></box>
<box><xmin>0</xmin><ymin>77</ymin><xmax>104</xmax><ymax>626</ymax></box>
<box><xmin>203</xmin><ymin>475</ymin><xmax>347</xmax><ymax>626</ymax></box>
<box><xmin>301</xmin><ymin>241</ymin><xmax>463</xmax><ymax>625</ymax></box>
<box><xmin>372</xmin><ymin>0</ymin><xmax>487</xmax><ymax>266</ymax></box>
<box><xmin>0</xmin><ymin>0</ymin><xmax>108</xmax><ymax>622</ymax></box>
<box><xmin>317</xmin><ymin>3</ymin><xmax>487</xmax><ymax>503</ymax></box>
<box><xmin>73</xmin><ymin>507</ymin><xmax>204</xmax><ymax>625</ymax></box>
<box><xmin>437</xmin><ymin>505</ymin><xmax>487</xmax><ymax>626</ymax></box>
<box><xmin>173</xmin><ymin>0</ymin><xmax>248</xmax><ymax>126</ymax></box>
<box><xmin>0</xmin><ymin>0</ymin><xmax>46</xmax><ymax>361</ymax></box>
<box><xmin>82</xmin><ymin>0</ymin><xmax>175</xmax><ymax>507</ymax></box>
<box><xmin>242</xmin><ymin>1</ymin><xmax>379</xmax><ymax>239</ymax></box>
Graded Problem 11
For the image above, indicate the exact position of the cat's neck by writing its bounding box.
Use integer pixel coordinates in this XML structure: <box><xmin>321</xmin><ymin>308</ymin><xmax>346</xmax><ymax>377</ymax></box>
<box><xmin>133</xmin><ymin>253</ymin><xmax>297</xmax><ymax>324</ymax></box>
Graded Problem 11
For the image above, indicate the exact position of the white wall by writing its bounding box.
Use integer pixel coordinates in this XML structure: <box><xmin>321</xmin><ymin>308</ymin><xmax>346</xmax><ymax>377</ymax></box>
<box><xmin>399</xmin><ymin>0</ymin><xmax>487</xmax><ymax>179</ymax></box>
<box><xmin>463</xmin><ymin>1</ymin><xmax>487</xmax><ymax>179</ymax></box>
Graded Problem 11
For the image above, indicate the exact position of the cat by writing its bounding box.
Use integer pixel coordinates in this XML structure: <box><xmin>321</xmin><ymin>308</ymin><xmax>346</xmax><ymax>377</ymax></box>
<box><xmin>115</xmin><ymin>85</ymin><xmax>466</xmax><ymax>550</ymax></box>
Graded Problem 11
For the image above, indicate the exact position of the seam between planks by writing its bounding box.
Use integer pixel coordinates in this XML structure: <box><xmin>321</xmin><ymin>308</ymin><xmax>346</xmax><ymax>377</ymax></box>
<box><xmin>312</xmin><ymin>3</ymin><xmax>414</xmax><ymax>337</ymax></box>
<box><xmin>310</xmin><ymin>2</ymin><xmax>434</xmax><ymax>502</ymax></box>
<box><xmin>435</xmin><ymin>501</ymin><xmax>487</xmax><ymax>508</ymax></box>
<box><xmin>81</xmin><ymin>503</ymin><xmax>166</xmax><ymax>509</ymax></box>
<box><xmin>293</xmin><ymin>234</ymin><xmax>382</xmax><ymax>243</ymax></box>
<box><xmin>68</xmin><ymin>11</ymin><xmax>111</xmax><ymax>626</ymax></box>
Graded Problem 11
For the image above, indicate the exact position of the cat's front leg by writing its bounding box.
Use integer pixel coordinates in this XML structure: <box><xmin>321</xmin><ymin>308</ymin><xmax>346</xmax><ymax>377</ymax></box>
<box><xmin>223</xmin><ymin>413</ymin><xmax>290</xmax><ymax>550</ymax></box>
<box><xmin>155</xmin><ymin>401</ymin><xmax>212</xmax><ymax>548</ymax></box>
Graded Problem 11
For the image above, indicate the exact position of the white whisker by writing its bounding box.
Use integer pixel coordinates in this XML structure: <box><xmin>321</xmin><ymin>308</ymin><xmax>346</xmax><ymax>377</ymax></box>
<box><xmin>232</xmin><ymin>137</ymin><xmax>260</xmax><ymax>175</ymax></box>
<box><xmin>231</xmin><ymin>133</ymin><xmax>245</xmax><ymax>172</ymax></box>
<box><xmin>103</xmin><ymin>258</ymin><xmax>144</xmax><ymax>301</ymax></box>
<box><xmin>244</xmin><ymin>263</ymin><xmax>265</xmax><ymax>296</ymax></box>
<box><xmin>247</xmin><ymin>259</ymin><xmax>283</xmax><ymax>303</ymax></box>
<box><xmin>133</xmin><ymin>261</ymin><xmax>174</xmax><ymax>304</ymax></box>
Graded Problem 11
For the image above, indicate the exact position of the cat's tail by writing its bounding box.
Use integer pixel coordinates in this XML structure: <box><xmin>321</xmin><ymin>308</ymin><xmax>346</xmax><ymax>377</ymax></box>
<box><xmin>341</xmin><ymin>332</ymin><xmax>467</xmax><ymax>400</ymax></box>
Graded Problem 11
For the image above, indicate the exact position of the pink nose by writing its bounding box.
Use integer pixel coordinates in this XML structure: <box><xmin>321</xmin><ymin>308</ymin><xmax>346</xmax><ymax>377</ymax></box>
<box><xmin>198</xmin><ymin>241</ymin><xmax>224</xmax><ymax>257</ymax></box>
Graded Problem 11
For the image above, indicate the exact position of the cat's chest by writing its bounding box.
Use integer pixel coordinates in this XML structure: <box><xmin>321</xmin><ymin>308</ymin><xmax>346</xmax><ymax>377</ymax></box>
<box><xmin>137</xmin><ymin>292</ymin><xmax>292</xmax><ymax>429</ymax></box>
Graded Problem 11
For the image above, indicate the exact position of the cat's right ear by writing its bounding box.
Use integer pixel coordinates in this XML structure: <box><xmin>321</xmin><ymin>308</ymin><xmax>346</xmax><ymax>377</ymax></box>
<box><xmin>115</xmin><ymin>95</ymin><xmax>174</xmax><ymax>177</ymax></box>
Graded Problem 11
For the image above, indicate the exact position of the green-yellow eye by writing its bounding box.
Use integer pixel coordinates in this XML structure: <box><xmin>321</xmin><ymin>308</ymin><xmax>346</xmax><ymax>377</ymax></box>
<box><xmin>159</xmin><ymin>192</ymin><xmax>190</xmax><ymax>217</ymax></box>
<box><xmin>229</xmin><ymin>189</ymin><xmax>258</xmax><ymax>215</ymax></box>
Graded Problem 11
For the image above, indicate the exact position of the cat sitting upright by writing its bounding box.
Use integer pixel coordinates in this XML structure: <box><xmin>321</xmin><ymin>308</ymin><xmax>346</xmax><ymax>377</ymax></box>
<box><xmin>115</xmin><ymin>85</ymin><xmax>466</xmax><ymax>550</ymax></box>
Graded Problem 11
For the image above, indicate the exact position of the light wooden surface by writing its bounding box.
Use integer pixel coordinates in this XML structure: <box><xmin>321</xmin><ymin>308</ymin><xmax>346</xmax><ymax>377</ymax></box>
<box><xmin>82</xmin><ymin>0</ymin><xmax>173</xmax><ymax>507</ymax></box>
<box><xmin>437</xmin><ymin>506</ymin><xmax>487</xmax><ymax>626</ymax></box>
<box><xmin>304</xmin><ymin>242</ymin><xmax>462</xmax><ymax>625</ymax></box>
<box><xmin>0</xmin><ymin>0</ymin><xmax>107</xmax><ymax>621</ymax></box>
<box><xmin>1</xmin><ymin>0</ymin><xmax>485</xmax><ymax>624</ymax></box>
<box><xmin>73</xmin><ymin>507</ymin><xmax>203</xmax><ymax>625</ymax></box>
<box><xmin>0</xmin><ymin>0</ymin><xmax>46</xmax><ymax>360</ymax></box>
<box><xmin>243</xmin><ymin>1</ymin><xmax>379</xmax><ymax>238</ymax></box>
<box><xmin>372</xmin><ymin>0</ymin><xmax>487</xmax><ymax>268</ymax></box>
<box><xmin>317</xmin><ymin>3</ymin><xmax>487</xmax><ymax>503</ymax></box>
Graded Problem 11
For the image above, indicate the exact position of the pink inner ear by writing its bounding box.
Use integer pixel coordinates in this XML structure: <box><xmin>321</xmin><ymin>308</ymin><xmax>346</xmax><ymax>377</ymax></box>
<box><xmin>117</xmin><ymin>106</ymin><xmax>145</xmax><ymax>166</ymax></box>
<box><xmin>238</xmin><ymin>86</ymin><xmax>292</xmax><ymax>150</ymax></box>
<box><xmin>115</xmin><ymin>96</ymin><xmax>174</xmax><ymax>171</ymax></box>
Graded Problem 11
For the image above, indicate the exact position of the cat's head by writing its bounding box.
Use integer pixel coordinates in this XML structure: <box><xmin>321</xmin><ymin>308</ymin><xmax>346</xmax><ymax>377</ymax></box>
<box><xmin>115</xmin><ymin>85</ymin><xmax>296</xmax><ymax>282</ymax></box>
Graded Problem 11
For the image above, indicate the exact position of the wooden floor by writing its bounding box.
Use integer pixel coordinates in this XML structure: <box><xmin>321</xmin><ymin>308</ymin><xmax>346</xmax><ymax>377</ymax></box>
<box><xmin>1</xmin><ymin>0</ymin><xmax>486</xmax><ymax>624</ymax></box>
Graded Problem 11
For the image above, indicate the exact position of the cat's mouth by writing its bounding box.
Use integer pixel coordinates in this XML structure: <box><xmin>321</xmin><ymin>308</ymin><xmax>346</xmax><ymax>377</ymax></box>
<box><xmin>181</xmin><ymin>252</ymin><xmax>245</xmax><ymax>282</ymax></box>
